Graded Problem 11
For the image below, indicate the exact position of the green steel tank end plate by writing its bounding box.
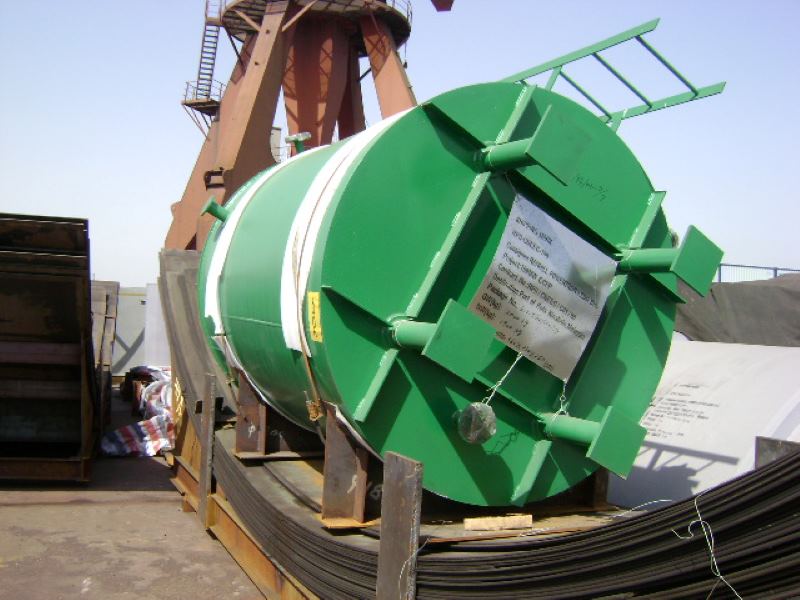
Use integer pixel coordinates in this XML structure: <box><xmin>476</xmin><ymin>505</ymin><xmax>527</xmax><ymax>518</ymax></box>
<box><xmin>309</xmin><ymin>82</ymin><xmax>722</xmax><ymax>505</ymax></box>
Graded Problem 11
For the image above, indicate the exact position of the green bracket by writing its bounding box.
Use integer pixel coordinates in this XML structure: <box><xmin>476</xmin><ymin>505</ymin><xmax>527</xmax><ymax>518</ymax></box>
<box><xmin>542</xmin><ymin>406</ymin><xmax>645</xmax><ymax>477</ymax></box>
<box><xmin>393</xmin><ymin>299</ymin><xmax>496</xmax><ymax>383</ymax></box>
<box><xmin>481</xmin><ymin>136</ymin><xmax>536</xmax><ymax>171</ymax></box>
<box><xmin>511</xmin><ymin>440</ymin><xmax>552</xmax><ymax>506</ymax></box>
<box><xmin>587</xmin><ymin>407</ymin><xmax>646</xmax><ymax>477</ymax></box>
<box><xmin>502</xmin><ymin>18</ymin><xmax>726</xmax><ymax>130</ymax></box>
<box><xmin>671</xmin><ymin>226</ymin><xmax>725</xmax><ymax>295</ymax></box>
<box><xmin>352</xmin><ymin>300</ymin><xmax>496</xmax><ymax>423</ymax></box>
<box><xmin>404</xmin><ymin>85</ymin><xmax>536</xmax><ymax>320</ymax></box>
<box><xmin>353</xmin><ymin>348</ymin><xmax>399</xmax><ymax>423</ymax></box>
<box><xmin>482</xmin><ymin>104</ymin><xmax>590</xmax><ymax>185</ymax></box>
<box><xmin>618</xmin><ymin>225</ymin><xmax>723</xmax><ymax>296</ymax></box>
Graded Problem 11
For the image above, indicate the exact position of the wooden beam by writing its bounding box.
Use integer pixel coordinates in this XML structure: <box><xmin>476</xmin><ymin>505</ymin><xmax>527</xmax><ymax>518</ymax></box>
<box><xmin>0</xmin><ymin>457</ymin><xmax>90</xmax><ymax>482</ymax></box>
<box><xmin>207</xmin><ymin>493</ymin><xmax>316</xmax><ymax>599</ymax></box>
<box><xmin>0</xmin><ymin>380</ymin><xmax>81</xmax><ymax>400</ymax></box>
<box><xmin>0</xmin><ymin>341</ymin><xmax>81</xmax><ymax>365</ymax></box>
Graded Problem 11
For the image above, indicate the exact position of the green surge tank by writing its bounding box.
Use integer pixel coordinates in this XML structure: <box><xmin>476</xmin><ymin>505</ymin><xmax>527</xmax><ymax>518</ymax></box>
<box><xmin>197</xmin><ymin>81</ymin><xmax>721</xmax><ymax>506</ymax></box>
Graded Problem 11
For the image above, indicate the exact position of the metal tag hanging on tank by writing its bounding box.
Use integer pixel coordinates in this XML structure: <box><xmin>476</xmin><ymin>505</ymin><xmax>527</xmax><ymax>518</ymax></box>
<box><xmin>468</xmin><ymin>194</ymin><xmax>616</xmax><ymax>380</ymax></box>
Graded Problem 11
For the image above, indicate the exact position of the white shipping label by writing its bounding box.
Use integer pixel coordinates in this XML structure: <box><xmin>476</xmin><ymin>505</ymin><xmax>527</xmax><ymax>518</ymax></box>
<box><xmin>468</xmin><ymin>194</ymin><xmax>617</xmax><ymax>381</ymax></box>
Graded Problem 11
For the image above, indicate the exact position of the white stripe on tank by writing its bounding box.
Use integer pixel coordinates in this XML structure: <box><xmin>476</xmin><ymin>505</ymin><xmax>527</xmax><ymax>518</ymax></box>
<box><xmin>281</xmin><ymin>110</ymin><xmax>410</xmax><ymax>354</ymax></box>
<box><xmin>204</xmin><ymin>147</ymin><xmax>323</xmax><ymax>335</ymax></box>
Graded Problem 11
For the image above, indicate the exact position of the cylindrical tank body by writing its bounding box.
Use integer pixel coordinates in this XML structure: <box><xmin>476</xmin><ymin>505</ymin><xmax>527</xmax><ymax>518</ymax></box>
<box><xmin>198</xmin><ymin>81</ymin><xmax>717</xmax><ymax>506</ymax></box>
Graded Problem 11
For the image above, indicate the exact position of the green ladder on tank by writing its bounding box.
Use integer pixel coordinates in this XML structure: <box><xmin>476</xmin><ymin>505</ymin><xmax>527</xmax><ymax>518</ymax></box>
<box><xmin>503</xmin><ymin>18</ymin><xmax>726</xmax><ymax>131</ymax></box>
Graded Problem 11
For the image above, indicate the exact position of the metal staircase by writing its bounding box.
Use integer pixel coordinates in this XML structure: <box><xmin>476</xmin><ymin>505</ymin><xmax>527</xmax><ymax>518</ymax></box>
<box><xmin>182</xmin><ymin>0</ymin><xmax>225</xmax><ymax>135</ymax></box>
<box><xmin>196</xmin><ymin>0</ymin><xmax>222</xmax><ymax>99</ymax></box>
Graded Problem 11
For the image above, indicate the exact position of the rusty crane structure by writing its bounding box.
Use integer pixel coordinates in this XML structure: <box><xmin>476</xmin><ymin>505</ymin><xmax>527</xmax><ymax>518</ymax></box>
<box><xmin>166</xmin><ymin>0</ymin><xmax>451</xmax><ymax>251</ymax></box>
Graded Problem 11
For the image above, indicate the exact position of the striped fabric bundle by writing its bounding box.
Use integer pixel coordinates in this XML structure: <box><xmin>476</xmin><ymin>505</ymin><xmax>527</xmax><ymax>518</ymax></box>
<box><xmin>138</xmin><ymin>379</ymin><xmax>173</xmax><ymax>420</ymax></box>
<box><xmin>101</xmin><ymin>414</ymin><xmax>175</xmax><ymax>457</ymax></box>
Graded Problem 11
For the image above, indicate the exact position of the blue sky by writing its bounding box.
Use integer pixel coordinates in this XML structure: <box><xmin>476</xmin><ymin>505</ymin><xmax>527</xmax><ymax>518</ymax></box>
<box><xmin>1</xmin><ymin>1</ymin><xmax>797</xmax><ymax>285</ymax></box>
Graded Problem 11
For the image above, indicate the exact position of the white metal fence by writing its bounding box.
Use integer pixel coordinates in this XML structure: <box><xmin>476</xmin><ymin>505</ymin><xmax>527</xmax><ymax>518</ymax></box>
<box><xmin>716</xmin><ymin>263</ymin><xmax>800</xmax><ymax>283</ymax></box>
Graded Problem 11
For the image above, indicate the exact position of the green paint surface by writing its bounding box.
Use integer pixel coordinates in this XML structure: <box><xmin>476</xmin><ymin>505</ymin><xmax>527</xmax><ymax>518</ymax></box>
<box><xmin>197</xmin><ymin>81</ymin><xmax>720</xmax><ymax>506</ymax></box>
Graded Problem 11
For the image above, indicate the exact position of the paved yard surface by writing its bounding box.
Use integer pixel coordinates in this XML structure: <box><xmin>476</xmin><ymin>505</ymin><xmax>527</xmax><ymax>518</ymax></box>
<box><xmin>0</xmin><ymin>397</ymin><xmax>262</xmax><ymax>600</ymax></box>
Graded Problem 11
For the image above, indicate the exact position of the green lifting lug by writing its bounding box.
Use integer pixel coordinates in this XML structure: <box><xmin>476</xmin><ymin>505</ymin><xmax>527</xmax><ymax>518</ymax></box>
<box><xmin>201</xmin><ymin>196</ymin><xmax>230</xmax><ymax>222</ymax></box>
<box><xmin>392</xmin><ymin>320</ymin><xmax>437</xmax><ymax>349</ymax></box>
<box><xmin>480</xmin><ymin>104</ymin><xmax>589</xmax><ymax>185</ymax></box>
<box><xmin>539</xmin><ymin>406</ymin><xmax>646</xmax><ymax>477</ymax></box>
<box><xmin>481</xmin><ymin>136</ymin><xmax>537</xmax><ymax>171</ymax></box>
<box><xmin>618</xmin><ymin>225</ymin><xmax>723</xmax><ymax>296</ymax></box>
<box><xmin>391</xmin><ymin>299</ymin><xmax>496</xmax><ymax>383</ymax></box>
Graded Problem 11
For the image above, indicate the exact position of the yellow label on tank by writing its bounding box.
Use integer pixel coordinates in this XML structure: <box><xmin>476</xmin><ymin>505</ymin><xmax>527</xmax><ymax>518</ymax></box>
<box><xmin>307</xmin><ymin>291</ymin><xmax>323</xmax><ymax>342</ymax></box>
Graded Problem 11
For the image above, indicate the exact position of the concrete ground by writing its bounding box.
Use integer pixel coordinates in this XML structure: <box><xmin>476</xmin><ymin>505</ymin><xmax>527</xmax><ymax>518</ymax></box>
<box><xmin>0</xmin><ymin>395</ymin><xmax>262</xmax><ymax>600</ymax></box>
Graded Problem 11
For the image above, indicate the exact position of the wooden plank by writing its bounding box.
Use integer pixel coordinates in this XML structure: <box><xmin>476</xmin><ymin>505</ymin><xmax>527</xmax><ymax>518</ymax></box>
<box><xmin>90</xmin><ymin>291</ymin><xmax>107</xmax><ymax>367</ymax></box>
<box><xmin>173</xmin><ymin>393</ymin><xmax>204</xmax><ymax>483</ymax></box>
<box><xmin>235</xmin><ymin>450</ymin><xmax>323</xmax><ymax>461</ymax></box>
<box><xmin>464</xmin><ymin>514</ymin><xmax>533</xmax><ymax>531</ymax></box>
<box><xmin>207</xmin><ymin>493</ymin><xmax>316</xmax><ymax>599</ymax></box>
<box><xmin>0</xmin><ymin>250</ymin><xmax>88</xmax><ymax>271</ymax></box>
<box><xmin>172</xmin><ymin>455</ymin><xmax>200</xmax><ymax>512</ymax></box>
<box><xmin>0</xmin><ymin>215</ymin><xmax>87</xmax><ymax>254</ymax></box>
<box><xmin>321</xmin><ymin>405</ymin><xmax>368</xmax><ymax>524</ymax></box>
<box><xmin>0</xmin><ymin>379</ymin><xmax>81</xmax><ymax>400</ymax></box>
<box><xmin>0</xmin><ymin>341</ymin><xmax>81</xmax><ymax>365</ymax></box>
<box><xmin>376</xmin><ymin>452</ymin><xmax>423</xmax><ymax>600</ymax></box>
<box><xmin>94</xmin><ymin>280</ymin><xmax>119</xmax><ymax>368</ymax></box>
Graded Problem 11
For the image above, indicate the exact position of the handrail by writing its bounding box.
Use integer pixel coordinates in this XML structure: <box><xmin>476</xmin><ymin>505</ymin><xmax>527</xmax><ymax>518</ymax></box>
<box><xmin>184</xmin><ymin>79</ymin><xmax>227</xmax><ymax>103</ymax></box>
